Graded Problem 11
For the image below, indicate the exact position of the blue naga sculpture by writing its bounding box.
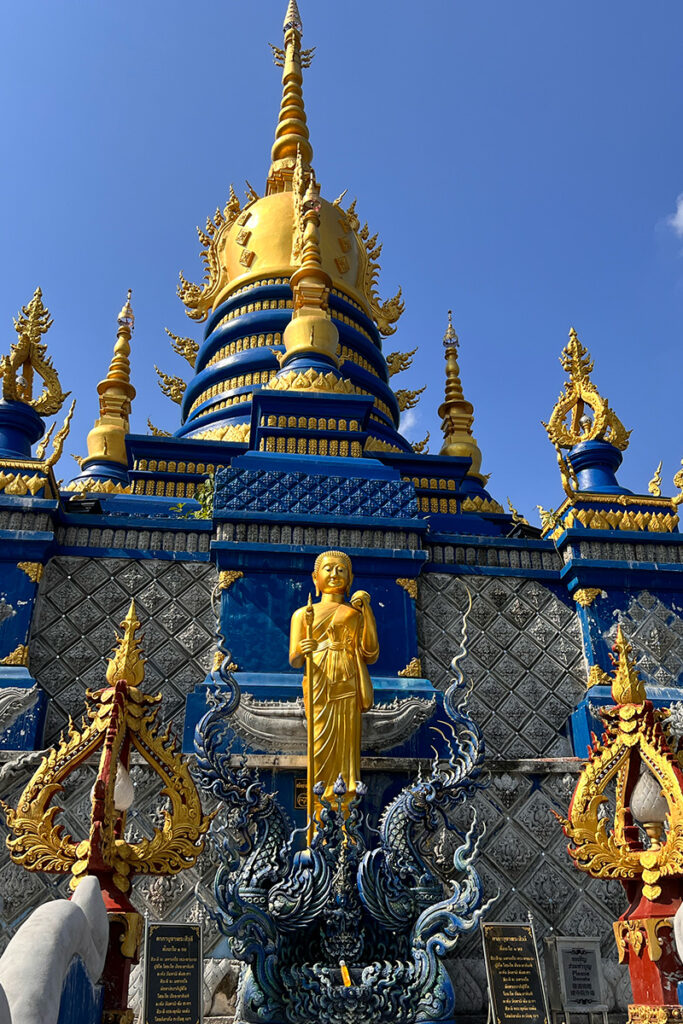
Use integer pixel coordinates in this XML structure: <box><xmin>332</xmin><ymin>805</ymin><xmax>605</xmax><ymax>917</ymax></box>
<box><xmin>193</xmin><ymin>617</ymin><xmax>489</xmax><ymax>1024</ymax></box>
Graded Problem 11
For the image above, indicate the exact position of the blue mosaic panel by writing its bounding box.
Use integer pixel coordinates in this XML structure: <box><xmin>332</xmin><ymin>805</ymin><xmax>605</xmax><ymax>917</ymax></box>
<box><xmin>214</xmin><ymin>467</ymin><xmax>419</xmax><ymax>519</ymax></box>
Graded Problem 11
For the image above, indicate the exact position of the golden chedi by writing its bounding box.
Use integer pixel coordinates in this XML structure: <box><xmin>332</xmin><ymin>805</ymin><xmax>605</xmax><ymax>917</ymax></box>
<box><xmin>289</xmin><ymin>551</ymin><xmax>379</xmax><ymax>811</ymax></box>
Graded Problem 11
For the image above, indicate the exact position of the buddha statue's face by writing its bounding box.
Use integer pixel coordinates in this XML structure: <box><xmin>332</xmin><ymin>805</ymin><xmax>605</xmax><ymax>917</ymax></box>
<box><xmin>313</xmin><ymin>556</ymin><xmax>351</xmax><ymax>595</ymax></box>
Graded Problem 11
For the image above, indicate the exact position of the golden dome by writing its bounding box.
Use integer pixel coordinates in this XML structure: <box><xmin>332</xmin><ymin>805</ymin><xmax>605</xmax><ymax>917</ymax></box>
<box><xmin>200</xmin><ymin>190</ymin><xmax>367</xmax><ymax>314</ymax></box>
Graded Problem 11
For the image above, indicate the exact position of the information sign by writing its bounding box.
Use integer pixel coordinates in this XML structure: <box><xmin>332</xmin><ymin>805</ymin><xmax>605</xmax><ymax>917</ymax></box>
<box><xmin>143</xmin><ymin>922</ymin><xmax>203</xmax><ymax>1024</ymax></box>
<box><xmin>482</xmin><ymin>921</ymin><xmax>549</xmax><ymax>1024</ymax></box>
<box><xmin>556</xmin><ymin>937</ymin><xmax>607</xmax><ymax>1013</ymax></box>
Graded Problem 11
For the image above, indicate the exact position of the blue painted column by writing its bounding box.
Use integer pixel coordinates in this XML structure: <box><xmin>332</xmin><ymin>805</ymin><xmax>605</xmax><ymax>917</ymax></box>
<box><xmin>0</xmin><ymin>500</ymin><xmax>55</xmax><ymax>748</ymax></box>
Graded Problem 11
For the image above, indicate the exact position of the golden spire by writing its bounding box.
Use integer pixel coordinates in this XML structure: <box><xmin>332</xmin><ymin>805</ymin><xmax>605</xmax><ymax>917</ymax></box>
<box><xmin>0</xmin><ymin>287</ymin><xmax>69</xmax><ymax>416</ymax></box>
<box><xmin>610</xmin><ymin>626</ymin><xmax>646</xmax><ymax>705</ymax></box>
<box><xmin>267</xmin><ymin>0</ymin><xmax>315</xmax><ymax>194</ymax></box>
<box><xmin>437</xmin><ymin>311</ymin><xmax>485</xmax><ymax>479</ymax></box>
<box><xmin>84</xmin><ymin>290</ymin><xmax>136</xmax><ymax>466</ymax></box>
<box><xmin>106</xmin><ymin>600</ymin><xmax>145</xmax><ymax>688</ymax></box>
<box><xmin>543</xmin><ymin>327</ymin><xmax>630</xmax><ymax>452</ymax></box>
<box><xmin>277</xmin><ymin>167</ymin><xmax>340</xmax><ymax>369</ymax></box>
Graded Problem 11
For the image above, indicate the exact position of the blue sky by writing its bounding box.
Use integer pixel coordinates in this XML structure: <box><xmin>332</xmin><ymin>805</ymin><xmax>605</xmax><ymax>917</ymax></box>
<box><xmin>1</xmin><ymin>1</ymin><xmax>681</xmax><ymax>520</ymax></box>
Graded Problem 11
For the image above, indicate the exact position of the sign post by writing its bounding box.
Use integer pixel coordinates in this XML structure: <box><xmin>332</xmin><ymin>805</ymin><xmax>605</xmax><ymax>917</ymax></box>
<box><xmin>482</xmin><ymin>918</ymin><xmax>550</xmax><ymax>1024</ymax></box>
<box><xmin>142</xmin><ymin>921</ymin><xmax>203</xmax><ymax>1024</ymax></box>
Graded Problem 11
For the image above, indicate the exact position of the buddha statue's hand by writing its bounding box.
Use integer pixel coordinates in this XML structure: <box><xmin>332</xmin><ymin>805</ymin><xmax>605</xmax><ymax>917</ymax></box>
<box><xmin>299</xmin><ymin>637</ymin><xmax>318</xmax><ymax>655</ymax></box>
<box><xmin>350</xmin><ymin>590</ymin><xmax>371</xmax><ymax>612</ymax></box>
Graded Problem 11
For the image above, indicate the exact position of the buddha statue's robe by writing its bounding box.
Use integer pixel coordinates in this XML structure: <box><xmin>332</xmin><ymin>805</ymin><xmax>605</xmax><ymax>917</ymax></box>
<box><xmin>289</xmin><ymin>597</ymin><xmax>378</xmax><ymax>808</ymax></box>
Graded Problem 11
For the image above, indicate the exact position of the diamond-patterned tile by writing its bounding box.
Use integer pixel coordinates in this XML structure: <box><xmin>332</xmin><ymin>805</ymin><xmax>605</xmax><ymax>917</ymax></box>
<box><xmin>419</xmin><ymin>575</ymin><xmax>583</xmax><ymax>757</ymax></box>
<box><xmin>29</xmin><ymin>556</ymin><xmax>217</xmax><ymax>743</ymax></box>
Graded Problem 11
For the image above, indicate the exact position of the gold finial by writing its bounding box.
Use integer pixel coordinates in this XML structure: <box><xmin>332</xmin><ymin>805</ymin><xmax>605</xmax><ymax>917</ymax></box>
<box><xmin>543</xmin><ymin>326</ymin><xmax>631</xmax><ymax>452</ymax></box>
<box><xmin>117</xmin><ymin>288</ymin><xmax>135</xmax><ymax>331</ymax></box>
<box><xmin>610</xmin><ymin>626</ymin><xmax>646</xmax><ymax>704</ymax></box>
<box><xmin>106</xmin><ymin>600</ymin><xmax>145</xmax><ymax>688</ymax></box>
<box><xmin>0</xmin><ymin>287</ymin><xmax>69</xmax><ymax>416</ymax></box>
<box><xmin>443</xmin><ymin>309</ymin><xmax>458</xmax><ymax>348</ymax></box>
<box><xmin>437</xmin><ymin>311</ymin><xmax>485</xmax><ymax>480</ymax></box>
<box><xmin>272</xmin><ymin>168</ymin><xmax>341</xmax><ymax>378</ymax></box>
<box><xmin>82</xmin><ymin>291</ymin><xmax>137</xmax><ymax>468</ymax></box>
<box><xmin>648</xmin><ymin>460</ymin><xmax>663</xmax><ymax>497</ymax></box>
<box><xmin>267</xmin><ymin>0</ymin><xmax>315</xmax><ymax>194</ymax></box>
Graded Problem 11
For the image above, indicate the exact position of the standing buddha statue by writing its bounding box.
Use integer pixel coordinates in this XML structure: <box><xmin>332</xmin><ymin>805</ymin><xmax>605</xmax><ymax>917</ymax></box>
<box><xmin>289</xmin><ymin>550</ymin><xmax>379</xmax><ymax>811</ymax></box>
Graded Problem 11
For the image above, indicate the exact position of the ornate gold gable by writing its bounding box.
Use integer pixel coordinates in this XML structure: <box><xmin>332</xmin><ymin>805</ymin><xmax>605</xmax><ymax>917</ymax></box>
<box><xmin>1</xmin><ymin>601</ymin><xmax>211</xmax><ymax>893</ymax></box>
<box><xmin>561</xmin><ymin>627</ymin><xmax>683</xmax><ymax>902</ymax></box>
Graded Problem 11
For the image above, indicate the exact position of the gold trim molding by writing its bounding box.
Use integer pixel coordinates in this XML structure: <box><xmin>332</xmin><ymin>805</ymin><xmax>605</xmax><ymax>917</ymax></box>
<box><xmin>17</xmin><ymin>562</ymin><xmax>44</xmax><ymax>583</ymax></box>
<box><xmin>574</xmin><ymin>587</ymin><xmax>602</xmax><ymax>608</ymax></box>
<box><xmin>218</xmin><ymin>570</ymin><xmax>244</xmax><ymax>591</ymax></box>
<box><xmin>0</xmin><ymin>644</ymin><xmax>29</xmax><ymax>667</ymax></box>
<box><xmin>613</xmin><ymin>917</ymin><xmax>671</xmax><ymax>965</ymax></box>
<box><xmin>398</xmin><ymin>657</ymin><xmax>422</xmax><ymax>678</ymax></box>
<box><xmin>395</xmin><ymin>578</ymin><xmax>417</xmax><ymax>601</ymax></box>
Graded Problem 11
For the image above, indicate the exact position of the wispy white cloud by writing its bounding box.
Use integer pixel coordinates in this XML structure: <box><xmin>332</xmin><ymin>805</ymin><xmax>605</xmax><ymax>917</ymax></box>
<box><xmin>668</xmin><ymin>194</ymin><xmax>683</xmax><ymax>238</ymax></box>
<box><xmin>400</xmin><ymin>409</ymin><xmax>419</xmax><ymax>434</ymax></box>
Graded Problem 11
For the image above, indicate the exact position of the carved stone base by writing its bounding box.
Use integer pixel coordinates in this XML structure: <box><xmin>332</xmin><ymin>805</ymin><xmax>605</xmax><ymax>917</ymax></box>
<box><xmin>628</xmin><ymin>1005</ymin><xmax>683</xmax><ymax>1023</ymax></box>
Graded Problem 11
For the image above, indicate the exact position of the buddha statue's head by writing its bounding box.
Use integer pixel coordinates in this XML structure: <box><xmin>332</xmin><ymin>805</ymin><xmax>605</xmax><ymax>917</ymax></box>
<box><xmin>313</xmin><ymin>550</ymin><xmax>353</xmax><ymax>597</ymax></box>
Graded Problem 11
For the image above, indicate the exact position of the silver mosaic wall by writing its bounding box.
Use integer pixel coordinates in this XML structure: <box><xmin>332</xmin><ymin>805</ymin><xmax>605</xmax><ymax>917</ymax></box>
<box><xmin>28</xmin><ymin>556</ymin><xmax>218</xmax><ymax>744</ymax></box>
<box><xmin>418</xmin><ymin>574</ymin><xmax>586</xmax><ymax>758</ymax></box>
<box><xmin>613</xmin><ymin>591</ymin><xmax>683</xmax><ymax>687</ymax></box>
<box><xmin>446</xmin><ymin>770</ymin><xmax>629</xmax><ymax>1011</ymax></box>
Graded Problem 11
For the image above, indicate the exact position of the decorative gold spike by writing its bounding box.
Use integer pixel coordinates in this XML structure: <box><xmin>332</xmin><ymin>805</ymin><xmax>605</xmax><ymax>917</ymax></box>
<box><xmin>155</xmin><ymin>366</ymin><xmax>186</xmax><ymax>404</ymax></box>
<box><xmin>438</xmin><ymin>311</ymin><xmax>485</xmax><ymax>481</ymax></box>
<box><xmin>106</xmin><ymin>601</ymin><xmax>145</xmax><ymax>688</ymax></box>
<box><xmin>543</xmin><ymin>327</ymin><xmax>631</xmax><ymax>452</ymax></box>
<box><xmin>165</xmin><ymin>328</ymin><xmax>199</xmax><ymax>369</ymax></box>
<box><xmin>245</xmin><ymin>180</ymin><xmax>260</xmax><ymax>203</ymax></box>
<box><xmin>147</xmin><ymin>419</ymin><xmax>171</xmax><ymax>437</ymax></box>
<box><xmin>412</xmin><ymin>432</ymin><xmax>430</xmax><ymax>454</ymax></box>
<box><xmin>648</xmin><ymin>460</ymin><xmax>663</xmax><ymax>497</ymax></box>
<box><xmin>45</xmin><ymin>399</ymin><xmax>75</xmax><ymax>469</ymax></box>
<box><xmin>396</xmin><ymin>387</ymin><xmax>425</xmax><ymax>412</ymax></box>
<box><xmin>610</xmin><ymin>626</ymin><xmax>645</xmax><ymax>704</ymax></box>
<box><xmin>0</xmin><ymin>288</ymin><xmax>69</xmax><ymax>416</ymax></box>
<box><xmin>267</xmin><ymin>0</ymin><xmax>313</xmax><ymax>193</ymax></box>
<box><xmin>345</xmin><ymin>198</ymin><xmax>359</xmax><ymax>232</ymax></box>
<box><xmin>674</xmin><ymin>459</ymin><xmax>683</xmax><ymax>507</ymax></box>
<box><xmin>35</xmin><ymin>422</ymin><xmax>55</xmax><ymax>461</ymax></box>
<box><xmin>332</xmin><ymin>189</ymin><xmax>348</xmax><ymax>207</ymax></box>
<box><xmin>224</xmin><ymin>184</ymin><xmax>241</xmax><ymax>221</ymax></box>
<box><xmin>81</xmin><ymin>291</ymin><xmax>136</xmax><ymax>470</ymax></box>
<box><xmin>507</xmin><ymin>498</ymin><xmax>529</xmax><ymax>526</ymax></box>
<box><xmin>386</xmin><ymin>348</ymin><xmax>417</xmax><ymax>377</ymax></box>
<box><xmin>537</xmin><ymin>504</ymin><xmax>562</xmax><ymax>534</ymax></box>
